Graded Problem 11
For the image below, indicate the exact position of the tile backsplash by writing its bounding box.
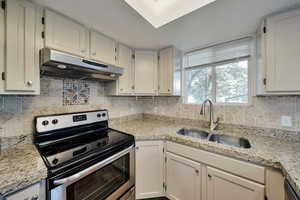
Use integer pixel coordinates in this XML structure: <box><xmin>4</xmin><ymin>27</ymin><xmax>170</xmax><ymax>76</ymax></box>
<box><xmin>142</xmin><ymin>96</ymin><xmax>300</xmax><ymax>132</ymax></box>
<box><xmin>1</xmin><ymin>76</ymin><xmax>300</xmax><ymax>144</ymax></box>
<box><xmin>63</xmin><ymin>79</ymin><xmax>90</xmax><ymax>105</ymax></box>
<box><xmin>0</xmin><ymin>77</ymin><xmax>144</xmax><ymax>139</ymax></box>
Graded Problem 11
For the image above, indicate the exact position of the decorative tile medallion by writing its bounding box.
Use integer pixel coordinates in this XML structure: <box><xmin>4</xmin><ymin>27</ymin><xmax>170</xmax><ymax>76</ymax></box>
<box><xmin>63</xmin><ymin>79</ymin><xmax>90</xmax><ymax>105</ymax></box>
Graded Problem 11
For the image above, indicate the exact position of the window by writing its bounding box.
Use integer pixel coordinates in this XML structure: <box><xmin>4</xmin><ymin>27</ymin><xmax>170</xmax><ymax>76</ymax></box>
<box><xmin>184</xmin><ymin>37</ymin><xmax>252</xmax><ymax>104</ymax></box>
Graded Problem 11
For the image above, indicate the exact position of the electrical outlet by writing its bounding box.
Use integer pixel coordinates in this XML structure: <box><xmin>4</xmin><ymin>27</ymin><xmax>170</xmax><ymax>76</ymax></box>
<box><xmin>281</xmin><ymin>116</ymin><xmax>293</xmax><ymax>127</ymax></box>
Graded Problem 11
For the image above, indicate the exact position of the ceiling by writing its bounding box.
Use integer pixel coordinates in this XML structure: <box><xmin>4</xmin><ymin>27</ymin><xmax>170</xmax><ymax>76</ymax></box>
<box><xmin>32</xmin><ymin>0</ymin><xmax>300</xmax><ymax>51</ymax></box>
<box><xmin>123</xmin><ymin>0</ymin><xmax>216</xmax><ymax>28</ymax></box>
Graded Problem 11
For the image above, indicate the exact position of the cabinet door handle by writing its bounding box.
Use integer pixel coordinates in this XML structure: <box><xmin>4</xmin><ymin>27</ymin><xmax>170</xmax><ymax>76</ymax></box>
<box><xmin>31</xmin><ymin>195</ymin><xmax>39</xmax><ymax>200</ymax></box>
<box><xmin>136</xmin><ymin>146</ymin><xmax>139</xmax><ymax>150</ymax></box>
<box><xmin>208</xmin><ymin>174</ymin><xmax>212</xmax><ymax>179</ymax></box>
<box><xmin>195</xmin><ymin>169</ymin><xmax>199</xmax><ymax>175</ymax></box>
<box><xmin>27</xmin><ymin>80</ymin><xmax>33</xmax><ymax>86</ymax></box>
<box><xmin>92</xmin><ymin>52</ymin><xmax>96</xmax><ymax>56</ymax></box>
<box><xmin>81</xmin><ymin>50</ymin><xmax>86</xmax><ymax>53</ymax></box>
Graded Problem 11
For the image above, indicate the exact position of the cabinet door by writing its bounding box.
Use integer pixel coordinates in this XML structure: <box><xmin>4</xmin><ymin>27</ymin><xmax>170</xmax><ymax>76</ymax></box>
<box><xmin>5</xmin><ymin>0</ymin><xmax>39</xmax><ymax>92</ymax></box>
<box><xmin>159</xmin><ymin>48</ymin><xmax>173</xmax><ymax>95</ymax></box>
<box><xmin>90</xmin><ymin>31</ymin><xmax>116</xmax><ymax>65</ymax></box>
<box><xmin>265</xmin><ymin>9</ymin><xmax>300</xmax><ymax>92</ymax></box>
<box><xmin>166</xmin><ymin>152</ymin><xmax>201</xmax><ymax>200</ymax></box>
<box><xmin>136</xmin><ymin>141</ymin><xmax>164</xmax><ymax>199</ymax></box>
<box><xmin>118</xmin><ymin>44</ymin><xmax>133</xmax><ymax>94</ymax></box>
<box><xmin>0</xmin><ymin>2</ymin><xmax>4</xmax><ymax>92</ymax></box>
<box><xmin>134</xmin><ymin>50</ymin><xmax>158</xmax><ymax>95</ymax></box>
<box><xmin>45</xmin><ymin>10</ymin><xmax>88</xmax><ymax>57</ymax></box>
<box><xmin>207</xmin><ymin>167</ymin><xmax>264</xmax><ymax>200</ymax></box>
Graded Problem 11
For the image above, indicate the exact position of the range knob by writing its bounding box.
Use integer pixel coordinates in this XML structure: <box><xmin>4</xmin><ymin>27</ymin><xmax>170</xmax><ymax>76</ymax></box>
<box><xmin>52</xmin><ymin>119</ymin><xmax>58</xmax><ymax>124</ymax></box>
<box><xmin>102</xmin><ymin>113</ymin><xmax>106</xmax><ymax>117</ymax></box>
<box><xmin>97</xmin><ymin>113</ymin><xmax>101</xmax><ymax>118</ymax></box>
<box><xmin>52</xmin><ymin>158</ymin><xmax>59</xmax><ymax>165</ymax></box>
<box><xmin>42</xmin><ymin>120</ymin><xmax>49</xmax><ymax>126</ymax></box>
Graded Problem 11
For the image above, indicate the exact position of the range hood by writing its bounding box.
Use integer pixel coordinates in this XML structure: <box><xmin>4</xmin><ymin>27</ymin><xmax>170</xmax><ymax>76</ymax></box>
<box><xmin>40</xmin><ymin>48</ymin><xmax>123</xmax><ymax>81</ymax></box>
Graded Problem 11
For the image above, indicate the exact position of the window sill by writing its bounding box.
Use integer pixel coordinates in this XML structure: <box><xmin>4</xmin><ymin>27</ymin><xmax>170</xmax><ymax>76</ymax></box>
<box><xmin>183</xmin><ymin>102</ymin><xmax>253</xmax><ymax>107</ymax></box>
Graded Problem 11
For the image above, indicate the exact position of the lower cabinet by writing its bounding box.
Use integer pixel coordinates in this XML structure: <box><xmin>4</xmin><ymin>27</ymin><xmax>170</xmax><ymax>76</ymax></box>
<box><xmin>166</xmin><ymin>152</ymin><xmax>201</xmax><ymax>200</ymax></box>
<box><xmin>206</xmin><ymin>167</ymin><xmax>265</xmax><ymax>200</ymax></box>
<box><xmin>135</xmin><ymin>141</ymin><xmax>270</xmax><ymax>200</ymax></box>
<box><xmin>4</xmin><ymin>180</ymin><xmax>45</xmax><ymax>200</ymax></box>
<box><xmin>135</xmin><ymin>141</ymin><xmax>165</xmax><ymax>199</ymax></box>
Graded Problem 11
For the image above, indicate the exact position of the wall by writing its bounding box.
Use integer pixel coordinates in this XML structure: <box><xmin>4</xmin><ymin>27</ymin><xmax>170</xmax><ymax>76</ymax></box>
<box><xmin>142</xmin><ymin>96</ymin><xmax>300</xmax><ymax>132</ymax></box>
<box><xmin>0</xmin><ymin>77</ymin><xmax>144</xmax><ymax>144</ymax></box>
<box><xmin>1</xmin><ymin>76</ymin><xmax>300</xmax><ymax>149</ymax></box>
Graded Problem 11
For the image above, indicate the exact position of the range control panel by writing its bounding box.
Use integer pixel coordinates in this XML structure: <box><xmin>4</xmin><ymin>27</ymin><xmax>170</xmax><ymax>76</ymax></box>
<box><xmin>36</xmin><ymin>110</ymin><xmax>108</xmax><ymax>133</ymax></box>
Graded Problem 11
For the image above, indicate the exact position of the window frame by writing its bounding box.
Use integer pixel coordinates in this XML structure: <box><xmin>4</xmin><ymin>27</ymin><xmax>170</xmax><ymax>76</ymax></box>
<box><xmin>182</xmin><ymin>37</ymin><xmax>256</xmax><ymax>106</ymax></box>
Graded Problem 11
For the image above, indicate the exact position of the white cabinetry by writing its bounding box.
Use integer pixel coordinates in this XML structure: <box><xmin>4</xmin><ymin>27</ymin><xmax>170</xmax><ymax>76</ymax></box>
<box><xmin>44</xmin><ymin>9</ymin><xmax>88</xmax><ymax>57</ymax></box>
<box><xmin>136</xmin><ymin>141</ymin><xmax>271</xmax><ymax>200</ymax></box>
<box><xmin>166</xmin><ymin>152</ymin><xmax>201</xmax><ymax>200</ymax></box>
<box><xmin>106</xmin><ymin>44</ymin><xmax>134</xmax><ymax>95</ymax></box>
<box><xmin>4</xmin><ymin>180</ymin><xmax>45</xmax><ymax>200</ymax></box>
<box><xmin>0</xmin><ymin>0</ymin><xmax>40</xmax><ymax>95</ymax></box>
<box><xmin>166</xmin><ymin>142</ymin><xmax>265</xmax><ymax>200</ymax></box>
<box><xmin>90</xmin><ymin>30</ymin><xmax>117</xmax><ymax>65</ymax></box>
<box><xmin>207</xmin><ymin>167</ymin><xmax>264</xmax><ymax>200</ymax></box>
<box><xmin>257</xmin><ymin>9</ymin><xmax>300</xmax><ymax>94</ymax></box>
<box><xmin>118</xmin><ymin>44</ymin><xmax>134</xmax><ymax>94</ymax></box>
<box><xmin>158</xmin><ymin>47</ymin><xmax>182</xmax><ymax>96</ymax></box>
<box><xmin>134</xmin><ymin>50</ymin><xmax>158</xmax><ymax>95</ymax></box>
<box><xmin>135</xmin><ymin>141</ymin><xmax>164</xmax><ymax>199</ymax></box>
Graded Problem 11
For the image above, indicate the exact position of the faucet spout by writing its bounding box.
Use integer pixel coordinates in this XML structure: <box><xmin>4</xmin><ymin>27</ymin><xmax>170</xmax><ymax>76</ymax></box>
<box><xmin>200</xmin><ymin>99</ymin><xmax>219</xmax><ymax>131</ymax></box>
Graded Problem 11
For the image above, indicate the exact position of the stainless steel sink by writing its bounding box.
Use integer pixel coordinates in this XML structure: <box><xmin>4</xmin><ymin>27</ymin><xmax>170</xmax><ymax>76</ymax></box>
<box><xmin>209</xmin><ymin>134</ymin><xmax>251</xmax><ymax>149</ymax></box>
<box><xmin>177</xmin><ymin>128</ymin><xmax>210</xmax><ymax>139</ymax></box>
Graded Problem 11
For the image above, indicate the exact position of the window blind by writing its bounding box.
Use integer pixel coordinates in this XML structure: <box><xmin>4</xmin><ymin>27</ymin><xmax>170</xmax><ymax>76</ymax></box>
<box><xmin>185</xmin><ymin>37</ymin><xmax>252</xmax><ymax>68</ymax></box>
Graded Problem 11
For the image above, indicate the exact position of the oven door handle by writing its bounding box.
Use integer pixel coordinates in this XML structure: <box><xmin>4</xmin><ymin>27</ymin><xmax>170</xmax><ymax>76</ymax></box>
<box><xmin>53</xmin><ymin>145</ymin><xmax>134</xmax><ymax>186</ymax></box>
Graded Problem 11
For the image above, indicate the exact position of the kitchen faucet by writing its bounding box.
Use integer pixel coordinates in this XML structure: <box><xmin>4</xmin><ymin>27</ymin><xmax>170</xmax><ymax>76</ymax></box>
<box><xmin>200</xmin><ymin>99</ymin><xmax>219</xmax><ymax>131</ymax></box>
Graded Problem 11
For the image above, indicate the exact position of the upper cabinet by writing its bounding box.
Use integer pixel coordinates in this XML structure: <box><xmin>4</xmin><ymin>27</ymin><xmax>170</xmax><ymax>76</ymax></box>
<box><xmin>0</xmin><ymin>0</ymin><xmax>41</xmax><ymax>95</ymax></box>
<box><xmin>90</xmin><ymin>31</ymin><xmax>117</xmax><ymax>65</ymax></box>
<box><xmin>134</xmin><ymin>50</ymin><xmax>158</xmax><ymax>95</ymax></box>
<box><xmin>117</xmin><ymin>44</ymin><xmax>134</xmax><ymax>94</ymax></box>
<box><xmin>257</xmin><ymin>8</ymin><xmax>300</xmax><ymax>95</ymax></box>
<box><xmin>44</xmin><ymin>9</ymin><xmax>88</xmax><ymax>57</ymax></box>
<box><xmin>106</xmin><ymin>43</ymin><xmax>134</xmax><ymax>95</ymax></box>
<box><xmin>106</xmin><ymin>47</ymin><xmax>182</xmax><ymax>96</ymax></box>
<box><xmin>158</xmin><ymin>47</ymin><xmax>182</xmax><ymax>96</ymax></box>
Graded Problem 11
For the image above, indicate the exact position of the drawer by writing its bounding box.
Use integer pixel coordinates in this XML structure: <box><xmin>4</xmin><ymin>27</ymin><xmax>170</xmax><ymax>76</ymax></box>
<box><xmin>5</xmin><ymin>181</ymin><xmax>45</xmax><ymax>200</ymax></box>
<box><xmin>166</xmin><ymin>142</ymin><xmax>265</xmax><ymax>184</ymax></box>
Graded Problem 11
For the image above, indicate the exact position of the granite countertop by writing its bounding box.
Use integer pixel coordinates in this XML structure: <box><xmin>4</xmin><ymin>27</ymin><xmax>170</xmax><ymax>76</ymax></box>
<box><xmin>0</xmin><ymin>144</ymin><xmax>47</xmax><ymax>196</ymax></box>
<box><xmin>1</xmin><ymin>114</ymin><xmax>300</xmax><ymax>197</ymax></box>
<box><xmin>110</xmin><ymin>117</ymin><xmax>300</xmax><ymax>197</ymax></box>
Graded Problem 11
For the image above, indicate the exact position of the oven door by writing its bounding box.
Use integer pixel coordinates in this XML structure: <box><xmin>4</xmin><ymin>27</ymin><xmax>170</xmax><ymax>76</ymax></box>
<box><xmin>50</xmin><ymin>145</ymin><xmax>135</xmax><ymax>200</ymax></box>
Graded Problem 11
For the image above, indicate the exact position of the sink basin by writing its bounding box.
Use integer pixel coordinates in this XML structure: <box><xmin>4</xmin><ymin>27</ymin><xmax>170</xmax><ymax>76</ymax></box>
<box><xmin>177</xmin><ymin>128</ymin><xmax>210</xmax><ymax>139</ymax></box>
<box><xmin>209</xmin><ymin>134</ymin><xmax>251</xmax><ymax>149</ymax></box>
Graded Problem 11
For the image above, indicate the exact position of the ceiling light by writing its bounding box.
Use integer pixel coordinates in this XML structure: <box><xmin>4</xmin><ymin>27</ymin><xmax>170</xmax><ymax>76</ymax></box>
<box><xmin>124</xmin><ymin>0</ymin><xmax>216</xmax><ymax>28</ymax></box>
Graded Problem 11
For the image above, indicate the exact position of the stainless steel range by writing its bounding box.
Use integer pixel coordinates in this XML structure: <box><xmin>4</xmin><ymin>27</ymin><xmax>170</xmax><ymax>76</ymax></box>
<box><xmin>34</xmin><ymin>110</ymin><xmax>135</xmax><ymax>200</ymax></box>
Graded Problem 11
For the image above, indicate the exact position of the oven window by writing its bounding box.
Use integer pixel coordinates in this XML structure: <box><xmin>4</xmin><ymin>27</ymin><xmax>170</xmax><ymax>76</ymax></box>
<box><xmin>67</xmin><ymin>154</ymin><xmax>130</xmax><ymax>200</ymax></box>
